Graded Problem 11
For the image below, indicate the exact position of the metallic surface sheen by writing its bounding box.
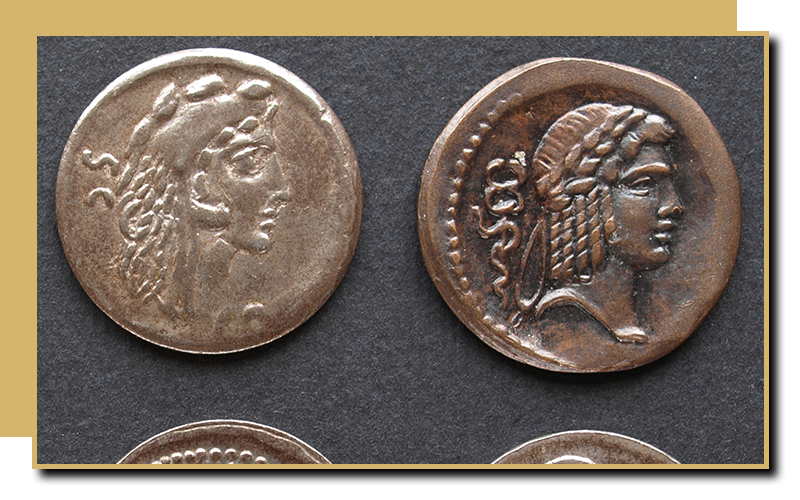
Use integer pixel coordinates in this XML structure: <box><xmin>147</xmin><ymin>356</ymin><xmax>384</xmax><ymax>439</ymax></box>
<box><xmin>56</xmin><ymin>49</ymin><xmax>362</xmax><ymax>353</ymax></box>
<box><xmin>118</xmin><ymin>420</ymin><xmax>330</xmax><ymax>464</ymax></box>
<box><xmin>418</xmin><ymin>58</ymin><xmax>741</xmax><ymax>372</ymax></box>
<box><xmin>493</xmin><ymin>430</ymin><xmax>679</xmax><ymax>464</ymax></box>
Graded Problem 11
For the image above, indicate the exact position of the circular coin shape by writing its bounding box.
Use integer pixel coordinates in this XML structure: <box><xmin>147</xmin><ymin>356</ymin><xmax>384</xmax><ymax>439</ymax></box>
<box><xmin>418</xmin><ymin>58</ymin><xmax>740</xmax><ymax>372</ymax></box>
<box><xmin>493</xmin><ymin>430</ymin><xmax>678</xmax><ymax>465</ymax></box>
<box><xmin>118</xmin><ymin>420</ymin><xmax>330</xmax><ymax>464</ymax></box>
<box><xmin>57</xmin><ymin>49</ymin><xmax>361</xmax><ymax>354</ymax></box>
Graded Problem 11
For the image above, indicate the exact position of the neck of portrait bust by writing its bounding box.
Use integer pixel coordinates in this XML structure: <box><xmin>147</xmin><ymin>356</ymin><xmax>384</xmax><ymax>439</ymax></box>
<box><xmin>535</xmin><ymin>256</ymin><xmax>647</xmax><ymax>343</ymax></box>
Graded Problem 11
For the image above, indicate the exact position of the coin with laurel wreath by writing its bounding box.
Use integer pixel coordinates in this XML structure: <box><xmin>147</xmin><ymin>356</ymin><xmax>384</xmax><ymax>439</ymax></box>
<box><xmin>118</xmin><ymin>420</ymin><xmax>330</xmax><ymax>464</ymax></box>
<box><xmin>418</xmin><ymin>58</ymin><xmax>740</xmax><ymax>372</ymax></box>
<box><xmin>492</xmin><ymin>430</ymin><xmax>679</xmax><ymax>464</ymax></box>
<box><xmin>56</xmin><ymin>49</ymin><xmax>362</xmax><ymax>354</ymax></box>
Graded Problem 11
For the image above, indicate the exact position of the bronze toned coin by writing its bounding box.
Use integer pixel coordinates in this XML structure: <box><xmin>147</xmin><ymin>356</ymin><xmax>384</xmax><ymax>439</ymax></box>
<box><xmin>118</xmin><ymin>420</ymin><xmax>330</xmax><ymax>464</ymax></box>
<box><xmin>418</xmin><ymin>58</ymin><xmax>740</xmax><ymax>372</ymax></box>
<box><xmin>56</xmin><ymin>49</ymin><xmax>361</xmax><ymax>354</ymax></box>
<box><xmin>492</xmin><ymin>430</ymin><xmax>678</xmax><ymax>464</ymax></box>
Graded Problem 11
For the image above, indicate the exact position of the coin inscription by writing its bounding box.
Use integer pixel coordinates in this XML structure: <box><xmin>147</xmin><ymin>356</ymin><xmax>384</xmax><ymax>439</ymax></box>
<box><xmin>419</xmin><ymin>58</ymin><xmax>741</xmax><ymax>372</ymax></box>
<box><xmin>57</xmin><ymin>49</ymin><xmax>362</xmax><ymax>353</ymax></box>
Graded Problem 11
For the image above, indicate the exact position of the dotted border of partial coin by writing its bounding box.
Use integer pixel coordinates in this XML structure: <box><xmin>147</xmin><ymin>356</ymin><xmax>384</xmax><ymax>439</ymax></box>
<box><xmin>444</xmin><ymin>93</ymin><xmax>523</xmax><ymax>322</ymax></box>
<box><xmin>153</xmin><ymin>446</ymin><xmax>273</xmax><ymax>464</ymax></box>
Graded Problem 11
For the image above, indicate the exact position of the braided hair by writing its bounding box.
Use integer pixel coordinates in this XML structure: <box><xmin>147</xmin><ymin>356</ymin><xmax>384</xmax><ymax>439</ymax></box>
<box><xmin>114</xmin><ymin>75</ymin><xmax>274</xmax><ymax>305</ymax></box>
<box><xmin>532</xmin><ymin>103</ymin><xmax>674</xmax><ymax>286</ymax></box>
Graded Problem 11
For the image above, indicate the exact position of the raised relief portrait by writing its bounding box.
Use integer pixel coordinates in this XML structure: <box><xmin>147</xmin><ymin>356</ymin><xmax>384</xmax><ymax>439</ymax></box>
<box><xmin>492</xmin><ymin>103</ymin><xmax>683</xmax><ymax>343</ymax></box>
<box><xmin>58</xmin><ymin>49</ymin><xmax>362</xmax><ymax>354</ymax></box>
<box><xmin>420</xmin><ymin>58</ymin><xmax>740</xmax><ymax>371</ymax></box>
<box><xmin>88</xmin><ymin>74</ymin><xmax>290</xmax><ymax>334</ymax></box>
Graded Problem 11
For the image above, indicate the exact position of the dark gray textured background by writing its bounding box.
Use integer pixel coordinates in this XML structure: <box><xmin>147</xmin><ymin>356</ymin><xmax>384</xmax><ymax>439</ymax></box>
<box><xmin>37</xmin><ymin>36</ymin><xmax>765</xmax><ymax>465</ymax></box>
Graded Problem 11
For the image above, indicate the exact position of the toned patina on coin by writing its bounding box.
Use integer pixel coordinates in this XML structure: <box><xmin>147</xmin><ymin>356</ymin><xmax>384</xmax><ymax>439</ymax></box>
<box><xmin>56</xmin><ymin>49</ymin><xmax>361</xmax><ymax>354</ymax></box>
<box><xmin>418</xmin><ymin>58</ymin><xmax>740</xmax><ymax>372</ymax></box>
<box><xmin>492</xmin><ymin>430</ymin><xmax>678</xmax><ymax>464</ymax></box>
<box><xmin>118</xmin><ymin>420</ymin><xmax>330</xmax><ymax>464</ymax></box>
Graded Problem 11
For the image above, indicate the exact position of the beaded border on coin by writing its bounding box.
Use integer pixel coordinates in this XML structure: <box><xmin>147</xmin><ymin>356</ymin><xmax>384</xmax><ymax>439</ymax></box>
<box><xmin>419</xmin><ymin>58</ymin><xmax>741</xmax><ymax>372</ymax></box>
<box><xmin>118</xmin><ymin>420</ymin><xmax>331</xmax><ymax>465</ymax></box>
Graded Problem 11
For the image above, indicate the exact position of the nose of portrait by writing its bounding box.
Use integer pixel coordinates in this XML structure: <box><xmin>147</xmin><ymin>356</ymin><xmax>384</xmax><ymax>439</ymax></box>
<box><xmin>657</xmin><ymin>180</ymin><xmax>683</xmax><ymax>220</ymax></box>
<box><xmin>270</xmin><ymin>157</ymin><xmax>290</xmax><ymax>196</ymax></box>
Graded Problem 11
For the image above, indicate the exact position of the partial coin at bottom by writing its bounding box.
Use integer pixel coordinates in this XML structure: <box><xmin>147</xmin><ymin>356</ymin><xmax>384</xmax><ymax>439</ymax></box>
<box><xmin>492</xmin><ymin>430</ymin><xmax>678</xmax><ymax>464</ymax></box>
<box><xmin>118</xmin><ymin>420</ymin><xmax>330</xmax><ymax>464</ymax></box>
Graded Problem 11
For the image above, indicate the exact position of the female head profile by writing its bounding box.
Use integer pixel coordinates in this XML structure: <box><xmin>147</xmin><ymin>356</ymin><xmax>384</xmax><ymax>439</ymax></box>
<box><xmin>113</xmin><ymin>74</ymin><xmax>290</xmax><ymax>317</ymax></box>
<box><xmin>520</xmin><ymin>102</ymin><xmax>683</xmax><ymax>343</ymax></box>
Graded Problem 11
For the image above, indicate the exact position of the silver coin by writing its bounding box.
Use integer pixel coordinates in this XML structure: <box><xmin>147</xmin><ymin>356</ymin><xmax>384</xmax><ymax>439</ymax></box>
<box><xmin>493</xmin><ymin>430</ymin><xmax>679</xmax><ymax>464</ymax></box>
<box><xmin>118</xmin><ymin>420</ymin><xmax>330</xmax><ymax>464</ymax></box>
<box><xmin>56</xmin><ymin>49</ymin><xmax>362</xmax><ymax>353</ymax></box>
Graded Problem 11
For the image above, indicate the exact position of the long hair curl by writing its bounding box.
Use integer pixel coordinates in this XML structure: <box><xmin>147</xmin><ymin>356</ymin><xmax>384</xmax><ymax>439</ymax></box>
<box><xmin>114</xmin><ymin>75</ymin><xmax>274</xmax><ymax>305</ymax></box>
<box><xmin>531</xmin><ymin>103</ymin><xmax>674</xmax><ymax>286</ymax></box>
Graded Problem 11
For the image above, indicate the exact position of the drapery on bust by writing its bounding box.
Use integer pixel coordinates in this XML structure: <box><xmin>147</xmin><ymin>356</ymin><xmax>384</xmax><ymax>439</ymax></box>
<box><xmin>515</xmin><ymin>103</ymin><xmax>683</xmax><ymax>343</ymax></box>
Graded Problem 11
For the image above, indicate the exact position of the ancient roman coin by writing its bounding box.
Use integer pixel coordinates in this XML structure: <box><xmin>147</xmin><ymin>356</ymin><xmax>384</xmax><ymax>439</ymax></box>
<box><xmin>118</xmin><ymin>420</ymin><xmax>330</xmax><ymax>464</ymax></box>
<box><xmin>492</xmin><ymin>430</ymin><xmax>679</xmax><ymax>464</ymax></box>
<box><xmin>56</xmin><ymin>49</ymin><xmax>361</xmax><ymax>354</ymax></box>
<box><xmin>418</xmin><ymin>58</ymin><xmax>740</xmax><ymax>372</ymax></box>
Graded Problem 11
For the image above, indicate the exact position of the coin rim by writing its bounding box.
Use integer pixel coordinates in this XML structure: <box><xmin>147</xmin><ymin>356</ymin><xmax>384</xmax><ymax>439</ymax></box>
<box><xmin>55</xmin><ymin>48</ymin><xmax>363</xmax><ymax>354</ymax></box>
<box><xmin>418</xmin><ymin>57</ymin><xmax>742</xmax><ymax>372</ymax></box>
<box><xmin>117</xmin><ymin>419</ymin><xmax>331</xmax><ymax>464</ymax></box>
<box><xmin>491</xmin><ymin>429</ymin><xmax>680</xmax><ymax>464</ymax></box>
